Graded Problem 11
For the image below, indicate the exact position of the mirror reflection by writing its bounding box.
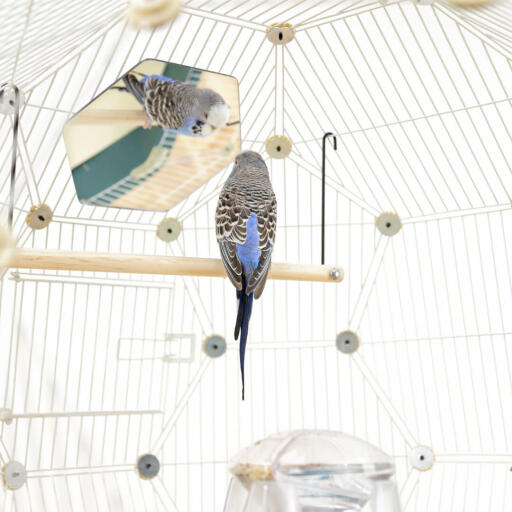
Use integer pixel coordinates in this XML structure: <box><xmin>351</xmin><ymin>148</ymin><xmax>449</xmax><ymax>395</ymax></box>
<box><xmin>64</xmin><ymin>59</ymin><xmax>241</xmax><ymax>211</ymax></box>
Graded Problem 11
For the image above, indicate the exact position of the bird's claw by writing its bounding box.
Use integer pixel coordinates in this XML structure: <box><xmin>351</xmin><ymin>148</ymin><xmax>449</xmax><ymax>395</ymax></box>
<box><xmin>143</xmin><ymin>115</ymin><xmax>153</xmax><ymax>130</ymax></box>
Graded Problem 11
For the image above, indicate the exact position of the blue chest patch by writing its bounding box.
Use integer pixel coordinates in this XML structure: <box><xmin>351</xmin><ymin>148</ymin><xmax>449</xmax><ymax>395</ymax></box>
<box><xmin>236</xmin><ymin>213</ymin><xmax>261</xmax><ymax>273</ymax></box>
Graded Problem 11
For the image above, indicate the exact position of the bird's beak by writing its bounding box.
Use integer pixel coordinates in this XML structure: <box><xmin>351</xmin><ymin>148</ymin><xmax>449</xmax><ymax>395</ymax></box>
<box><xmin>201</xmin><ymin>124</ymin><xmax>213</xmax><ymax>136</ymax></box>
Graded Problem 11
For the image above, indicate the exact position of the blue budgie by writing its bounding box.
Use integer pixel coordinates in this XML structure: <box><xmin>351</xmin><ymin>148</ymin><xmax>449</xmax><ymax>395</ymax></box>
<box><xmin>123</xmin><ymin>73</ymin><xmax>230</xmax><ymax>136</ymax></box>
<box><xmin>216</xmin><ymin>151</ymin><xmax>277</xmax><ymax>399</ymax></box>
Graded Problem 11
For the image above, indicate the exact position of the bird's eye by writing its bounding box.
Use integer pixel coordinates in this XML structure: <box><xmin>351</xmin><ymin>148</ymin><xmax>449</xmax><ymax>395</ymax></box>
<box><xmin>204</xmin><ymin>113</ymin><xmax>208</xmax><ymax>119</ymax></box>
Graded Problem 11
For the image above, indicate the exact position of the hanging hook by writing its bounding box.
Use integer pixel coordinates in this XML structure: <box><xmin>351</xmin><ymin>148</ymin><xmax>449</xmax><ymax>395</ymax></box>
<box><xmin>321</xmin><ymin>132</ymin><xmax>337</xmax><ymax>265</ymax></box>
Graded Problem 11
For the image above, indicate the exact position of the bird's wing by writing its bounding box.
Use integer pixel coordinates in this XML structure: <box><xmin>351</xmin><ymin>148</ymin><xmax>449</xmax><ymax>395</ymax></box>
<box><xmin>143</xmin><ymin>77</ymin><xmax>191</xmax><ymax>130</ymax></box>
<box><xmin>216</xmin><ymin>188</ymin><xmax>251</xmax><ymax>291</ymax></box>
<box><xmin>247</xmin><ymin>194</ymin><xmax>277</xmax><ymax>298</ymax></box>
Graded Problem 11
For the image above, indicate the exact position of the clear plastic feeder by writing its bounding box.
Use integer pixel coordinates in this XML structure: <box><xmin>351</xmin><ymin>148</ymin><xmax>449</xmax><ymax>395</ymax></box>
<box><xmin>224</xmin><ymin>430</ymin><xmax>402</xmax><ymax>512</ymax></box>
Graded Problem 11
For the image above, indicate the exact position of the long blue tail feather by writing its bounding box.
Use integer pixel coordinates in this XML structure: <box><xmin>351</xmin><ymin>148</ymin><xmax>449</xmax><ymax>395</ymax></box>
<box><xmin>234</xmin><ymin>289</ymin><xmax>243</xmax><ymax>341</ymax></box>
<box><xmin>235</xmin><ymin>277</ymin><xmax>253</xmax><ymax>400</ymax></box>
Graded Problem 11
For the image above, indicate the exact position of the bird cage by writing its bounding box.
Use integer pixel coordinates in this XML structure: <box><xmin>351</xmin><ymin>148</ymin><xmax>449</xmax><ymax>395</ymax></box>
<box><xmin>1</xmin><ymin>0</ymin><xmax>512</xmax><ymax>510</ymax></box>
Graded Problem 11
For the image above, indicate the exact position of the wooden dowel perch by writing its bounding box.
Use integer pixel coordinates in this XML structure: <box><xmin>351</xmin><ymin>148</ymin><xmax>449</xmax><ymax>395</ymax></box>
<box><xmin>70</xmin><ymin>110</ymin><xmax>241</xmax><ymax>129</ymax></box>
<box><xmin>9</xmin><ymin>249</ymin><xmax>343</xmax><ymax>283</ymax></box>
<box><xmin>71</xmin><ymin>109</ymin><xmax>145</xmax><ymax>126</ymax></box>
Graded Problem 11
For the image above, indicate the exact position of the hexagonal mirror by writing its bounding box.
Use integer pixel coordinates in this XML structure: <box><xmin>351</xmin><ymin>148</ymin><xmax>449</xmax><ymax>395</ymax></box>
<box><xmin>63</xmin><ymin>59</ymin><xmax>241</xmax><ymax>210</ymax></box>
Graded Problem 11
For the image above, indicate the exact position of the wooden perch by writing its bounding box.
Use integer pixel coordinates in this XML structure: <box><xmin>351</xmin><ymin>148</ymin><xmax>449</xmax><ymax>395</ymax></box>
<box><xmin>9</xmin><ymin>249</ymin><xmax>343</xmax><ymax>283</ymax></box>
<box><xmin>71</xmin><ymin>109</ymin><xmax>145</xmax><ymax>126</ymax></box>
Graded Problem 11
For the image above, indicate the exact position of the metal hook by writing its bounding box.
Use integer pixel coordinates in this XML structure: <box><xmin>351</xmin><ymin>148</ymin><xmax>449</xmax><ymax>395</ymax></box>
<box><xmin>321</xmin><ymin>132</ymin><xmax>337</xmax><ymax>265</ymax></box>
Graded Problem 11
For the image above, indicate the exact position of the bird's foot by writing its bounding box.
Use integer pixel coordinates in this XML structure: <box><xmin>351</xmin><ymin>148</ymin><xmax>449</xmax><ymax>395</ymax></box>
<box><xmin>143</xmin><ymin>115</ymin><xmax>153</xmax><ymax>130</ymax></box>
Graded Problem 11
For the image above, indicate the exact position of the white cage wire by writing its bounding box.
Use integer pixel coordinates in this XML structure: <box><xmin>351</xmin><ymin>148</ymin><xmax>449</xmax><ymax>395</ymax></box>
<box><xmin>0</xmin><ymin>0</ymin><xmax>512</xmax><ymax>510</ymax></box>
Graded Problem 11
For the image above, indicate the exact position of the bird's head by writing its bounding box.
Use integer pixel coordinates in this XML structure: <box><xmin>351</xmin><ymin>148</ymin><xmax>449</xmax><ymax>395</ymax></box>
<box><xmin>234</xmin><ymin>151</ymin><xmax>265</xmax><ymax>166</ymax></box>
<box><xmin>231</xmin><ymin>151</ymin><xmax>268</xmax><ymax>178</ymax></box>
<box><xmin>206</xmin><ymin>102</ymin><xmax>230</xmax><ymax>130</ymax></box>
<box><xmin>197</xmin><ymin>89</ymin><xmax>230</xmax><ymax>134</ymax></box>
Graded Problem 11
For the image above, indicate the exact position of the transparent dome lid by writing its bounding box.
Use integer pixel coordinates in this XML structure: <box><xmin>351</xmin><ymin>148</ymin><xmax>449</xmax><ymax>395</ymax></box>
<box><xmin>230</xmin><ymin>430</ymin><xmax>394</xmax><ymax>482</ymax></box>
<box><xmin>226</xmin><ymin>430</ymin><xmax>401</xmax><ymax>512</ymax></box>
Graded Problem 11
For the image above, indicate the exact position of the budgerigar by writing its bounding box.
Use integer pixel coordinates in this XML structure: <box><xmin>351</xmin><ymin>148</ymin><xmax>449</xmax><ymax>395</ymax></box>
<box><xmin>216</xmin><ymin>151</ymin><xmax>277</xmax><ymax>399</ymax></box>
<box><xmin>123</xmin><ymin>73</ymin><xmax>230</xmax><ymax>136</ymax></box>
